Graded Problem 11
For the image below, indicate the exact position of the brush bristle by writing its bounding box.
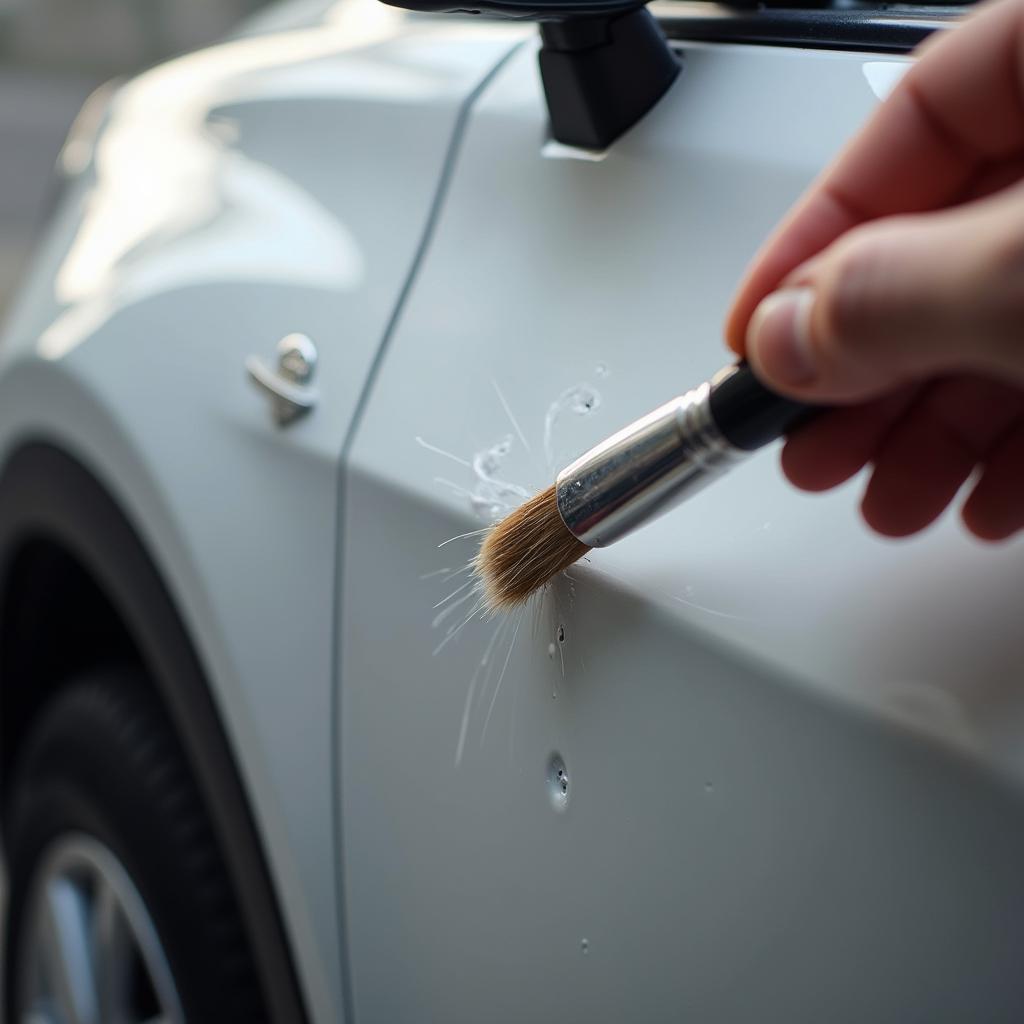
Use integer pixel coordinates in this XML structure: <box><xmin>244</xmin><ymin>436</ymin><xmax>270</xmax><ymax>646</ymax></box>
<box><xmin>474</xmin><ymin>485</ymin><xmax>590</xmax><ymax>612</ymax></box>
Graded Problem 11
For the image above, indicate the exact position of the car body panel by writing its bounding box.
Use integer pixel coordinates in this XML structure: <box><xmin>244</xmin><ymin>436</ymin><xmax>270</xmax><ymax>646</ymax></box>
<box><xmin>0</xmin><ymin>5</ymin><xmax>524</xmax><ymax>1021</ymax></box>
<box><xmin>340</xmin><ymin>38</ymin><xmax>1024</xmax><ymax>1021</ymax></box>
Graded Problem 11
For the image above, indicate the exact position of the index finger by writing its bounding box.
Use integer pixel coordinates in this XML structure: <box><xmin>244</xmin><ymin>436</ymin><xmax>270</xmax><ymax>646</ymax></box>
<box><xmin>725</xmin><ymin>0</ymin><xmax>1024</xmax><ymax>352</ymax></box>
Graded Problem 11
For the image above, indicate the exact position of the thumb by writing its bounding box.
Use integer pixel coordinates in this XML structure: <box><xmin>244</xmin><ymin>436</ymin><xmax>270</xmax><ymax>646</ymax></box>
<box><xmin>743</xmin><ymin>195</ymin><xmax>1024</xmax><ymax>403</ymax></box>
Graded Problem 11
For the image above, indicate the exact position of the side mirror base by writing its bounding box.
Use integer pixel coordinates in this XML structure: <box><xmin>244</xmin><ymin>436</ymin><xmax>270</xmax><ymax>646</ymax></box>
<box><xmin>538</xmin><ymin>8</ymin><xmax>680</xmax><ymax>149</ymax></box>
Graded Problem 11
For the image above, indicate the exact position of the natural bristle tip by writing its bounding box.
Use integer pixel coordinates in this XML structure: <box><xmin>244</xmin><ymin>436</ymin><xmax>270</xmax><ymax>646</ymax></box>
<box><xmin>474</xmin><ymin>485</ymin><xmax>590</xmax><ymax>611</ymax></box>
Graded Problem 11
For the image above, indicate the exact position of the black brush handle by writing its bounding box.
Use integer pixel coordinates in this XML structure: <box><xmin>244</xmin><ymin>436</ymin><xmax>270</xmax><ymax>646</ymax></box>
<box><xmin>708</xmin><ymin>361</ymin><xmax>821</xmax><ymax>451</ymax></box>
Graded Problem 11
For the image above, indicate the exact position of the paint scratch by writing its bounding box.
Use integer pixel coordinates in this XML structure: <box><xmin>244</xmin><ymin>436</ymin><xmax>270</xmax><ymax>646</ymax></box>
<box><xmin>415</xmin><ymin>436</ymin><xmax>472</xmax><ymax>468</ymax></box>
<box><xmin>492</xmin><ymin>378</ymin><xmax>532</xmax><ymax>456</ymax></box>
<box><xmin>480</xmin><ymin>609</ymin><xmax>523</xmax><ymax>745</ymax></box>
<box><xmin>455</xmin><ymin>622</ymin><xmax>505</xmax><ymax>767</ymax></box>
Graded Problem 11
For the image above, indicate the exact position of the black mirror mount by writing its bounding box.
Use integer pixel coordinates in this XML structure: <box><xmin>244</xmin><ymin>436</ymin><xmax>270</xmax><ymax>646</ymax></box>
<box><xmin>380</xmin><ymin>0</ymin><xmax>680</xmax><ymax>149</ymax></box>
<box><xmin>537</xmin><ymin>8</ymin><xmax>679</xmax><ymax>149</ymax></box>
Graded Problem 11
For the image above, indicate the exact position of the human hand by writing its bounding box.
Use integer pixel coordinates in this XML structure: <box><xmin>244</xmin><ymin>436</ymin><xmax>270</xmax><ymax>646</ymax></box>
<box><xmin>725</xmin><ymin>0</ymin><xmax>1024</xmax><ymax>540</ymax></box>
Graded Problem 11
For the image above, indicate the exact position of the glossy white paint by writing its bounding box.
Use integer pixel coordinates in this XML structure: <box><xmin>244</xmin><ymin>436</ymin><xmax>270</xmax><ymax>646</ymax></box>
<box><xmin>0</xmin><ymin>5</ymin><xmax>524</xmax><ymax>1021</ymax></box>
<box><xmin>341</xmin><ymin>37</ymin><xmax>1024</xmax><ymax>1021</ymax></box>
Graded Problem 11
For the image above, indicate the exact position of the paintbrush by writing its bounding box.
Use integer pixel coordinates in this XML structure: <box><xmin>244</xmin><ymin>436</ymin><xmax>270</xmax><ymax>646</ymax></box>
<box><xmin>474</xmin><ymin>362</ymin><xmax>817</xmax><ymax>611</ymax></box>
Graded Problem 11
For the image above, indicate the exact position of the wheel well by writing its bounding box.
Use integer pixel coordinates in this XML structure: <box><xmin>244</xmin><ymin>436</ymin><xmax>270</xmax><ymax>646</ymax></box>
<box><xmin>1</xmin><ymin>536</ymin><xmax>142</xmax><ymax>797</ymax></box>
<box><xmin>0</xmin><ymin>442</ymin><xmax>310</xmax><ymax>1024</ymax></box>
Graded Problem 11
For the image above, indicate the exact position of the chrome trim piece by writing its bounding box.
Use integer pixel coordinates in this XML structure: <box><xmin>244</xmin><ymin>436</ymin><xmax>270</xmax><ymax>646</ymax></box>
<box><xmin>247</xmin><ymin>333</ymin><xmax>319</xmax><ymax>427</ymax></box>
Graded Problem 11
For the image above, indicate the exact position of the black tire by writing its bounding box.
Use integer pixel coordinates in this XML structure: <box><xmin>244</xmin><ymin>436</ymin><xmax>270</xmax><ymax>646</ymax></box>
<box><xmin>3</xmin><ymin>669</ymin><xmax>271</xmax><ymax>1024</ymax></box>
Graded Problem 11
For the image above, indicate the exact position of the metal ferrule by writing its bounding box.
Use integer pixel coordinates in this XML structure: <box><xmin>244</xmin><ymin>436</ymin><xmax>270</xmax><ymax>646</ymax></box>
<box><xmin>555</xmin><ymin>382</ymin><xmax>746</xmax><ymax>548</ymax></box>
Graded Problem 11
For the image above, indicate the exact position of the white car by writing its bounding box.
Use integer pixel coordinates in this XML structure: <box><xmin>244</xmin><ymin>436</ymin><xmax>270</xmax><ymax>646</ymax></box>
<box><xmin>1</xmin><ymin>0</ymin><xmax>1022</xmax><ymax>1021</ymax></box>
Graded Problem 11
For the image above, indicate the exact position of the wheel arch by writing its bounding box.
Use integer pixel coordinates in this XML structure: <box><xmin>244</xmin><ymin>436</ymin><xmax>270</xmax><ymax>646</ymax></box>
<box><xmin>0</xmin><ymin>440</ymin><xmax>309</xmax><ymax>1024</ymax></box>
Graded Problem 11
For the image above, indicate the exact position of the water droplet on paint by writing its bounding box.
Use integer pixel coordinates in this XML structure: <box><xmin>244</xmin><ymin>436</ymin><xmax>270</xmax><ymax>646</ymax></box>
<box><xmin>544</xmin><ymin>384</ymin><xmax>603</xmax><ymax>467</ymax></box>
<box><xmin>548</xmin><ymin>642</ymin><xmax>556</xmax><ymax>659</ymax></box>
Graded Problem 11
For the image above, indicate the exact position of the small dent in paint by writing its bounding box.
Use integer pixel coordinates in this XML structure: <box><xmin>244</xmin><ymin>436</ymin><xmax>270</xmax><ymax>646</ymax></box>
<box><xmin>548</xmin><ymin>753</ymin><xmax>569</xmax><ymax>810</ymax></box>
<box><xmin>580</xmin><ymin>938</ymin><xmax>590</xmax><ymax>955</ymax></box>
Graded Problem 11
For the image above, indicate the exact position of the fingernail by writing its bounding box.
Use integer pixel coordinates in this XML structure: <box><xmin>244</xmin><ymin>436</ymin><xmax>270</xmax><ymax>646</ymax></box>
<box><xmin>747</xmin><ymin>287</ymin><xmax>817</xmax><ymax>386</ymax></box>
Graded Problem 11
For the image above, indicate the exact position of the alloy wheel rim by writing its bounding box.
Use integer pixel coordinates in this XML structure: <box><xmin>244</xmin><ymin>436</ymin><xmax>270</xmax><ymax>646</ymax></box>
<box><xmin>17</xmin><ymin>832</ymin><xmax>185</xmax><ymax>1024</ymax></box>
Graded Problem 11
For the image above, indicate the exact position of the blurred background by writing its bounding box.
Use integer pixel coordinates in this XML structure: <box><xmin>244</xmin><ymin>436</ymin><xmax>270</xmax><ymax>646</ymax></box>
<box><xmin>0</xmin><ymin>0</ymin><xmax>276</xmax><ymax>314</ymax></box>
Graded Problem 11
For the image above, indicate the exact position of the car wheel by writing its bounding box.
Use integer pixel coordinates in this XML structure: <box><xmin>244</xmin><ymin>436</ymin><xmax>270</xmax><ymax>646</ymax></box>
<box><xmin>4</xmin><ymin>669</ymin><xmax>270</xmax><ymax>1024</ymax></box>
